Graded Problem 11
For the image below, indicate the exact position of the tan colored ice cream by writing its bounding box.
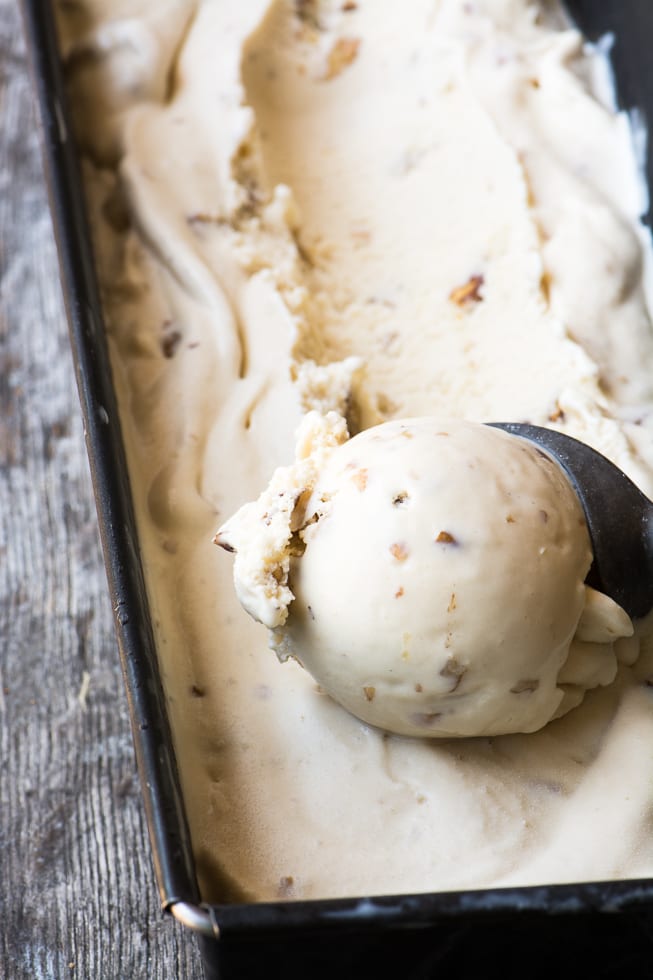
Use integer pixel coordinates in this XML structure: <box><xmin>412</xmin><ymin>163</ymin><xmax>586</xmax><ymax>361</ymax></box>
<box><xmin>58</xmin><ymin>0</ymin><xmax>653</xmax><ymax>902</ymax></box>
<box><xmin>218</xmin><ymin>416</ymin><xmax>633</xmax><ymax>737</ymax></box>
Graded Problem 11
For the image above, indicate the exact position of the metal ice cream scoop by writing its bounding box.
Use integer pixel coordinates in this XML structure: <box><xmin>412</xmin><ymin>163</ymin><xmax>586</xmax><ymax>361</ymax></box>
<box><xmin>489</xmin><ymin>423</ymin><xmax>653</xmax><ymax>621</ymax></box>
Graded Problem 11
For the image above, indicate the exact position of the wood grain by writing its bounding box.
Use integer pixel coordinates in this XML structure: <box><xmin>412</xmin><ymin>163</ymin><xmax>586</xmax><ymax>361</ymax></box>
<box><xmin>0</xmin><ymin>3</ymin><xmax>203</xmax><ymax>976</ymax></box>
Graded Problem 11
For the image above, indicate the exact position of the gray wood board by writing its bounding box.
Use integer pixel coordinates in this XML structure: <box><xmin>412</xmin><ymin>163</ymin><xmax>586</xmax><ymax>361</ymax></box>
<box><xmin>0</xmin><ymin>3</ymin><xmax>203</xmax><ymax>976</ymax></box>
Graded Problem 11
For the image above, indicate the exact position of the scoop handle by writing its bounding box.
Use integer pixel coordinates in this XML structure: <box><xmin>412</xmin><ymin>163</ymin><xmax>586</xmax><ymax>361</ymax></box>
<box><xmin>489</xmin><ymin>423</ymin><xmax>653</xmax><ymax>620</ymax></box>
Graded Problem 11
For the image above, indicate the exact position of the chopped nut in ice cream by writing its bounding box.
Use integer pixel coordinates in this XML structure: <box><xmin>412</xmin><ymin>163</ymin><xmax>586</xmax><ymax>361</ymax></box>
<box><xmin>324</xmin><ymin>36</ymin><xmax>361</xmax><ymax>79</ymax></box>
<box><xmin>449</xmin><ymin>274</ymin><xmax>485</xmax><ymax>307</ymax></box>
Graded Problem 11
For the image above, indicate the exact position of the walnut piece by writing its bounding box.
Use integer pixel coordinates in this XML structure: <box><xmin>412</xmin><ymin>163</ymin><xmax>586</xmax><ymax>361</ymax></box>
<box><xmin>325</xmin><ymin>37</ymin><xmax>361</xmax><ymax>79</ymax></box>
<box><xmin>449</xmin><ymin>274</ymin><xmax>484</xmax><ymax>307</ymax></box>
<box><xmin>390</xmin><ymin>542</ymin><xmax>409</xmax><ymax>562</ymax></box>
<box><xmin>440</xmin><ymin>656</ymin><xmax>467</xmax><ymax>691</ymax></box>
<box><xmin>435</xmin><ymin>530</ymin><xmax>457</xmax><ymax>545</ymax></box>
<box><xmin>161</xmin><ymin>326</ymin><xmax>182</xmax><ymax>359</ymax></box>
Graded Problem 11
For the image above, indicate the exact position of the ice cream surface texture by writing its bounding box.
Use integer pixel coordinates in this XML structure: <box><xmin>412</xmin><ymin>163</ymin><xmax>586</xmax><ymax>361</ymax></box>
<box><xmin>218</xmin><ymin>417</ymin><xmax>633</xmax><ymax>737</ymax></box>
<box><xmin>58</xmin><ymin>0</ymin><xmax>653</xmax><ymax>901</ymax></box>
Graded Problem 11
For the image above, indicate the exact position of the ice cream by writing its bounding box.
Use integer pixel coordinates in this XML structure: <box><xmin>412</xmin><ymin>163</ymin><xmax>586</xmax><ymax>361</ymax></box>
<box><xmin>218</xmin><ymin>415</ymin><xmax>634</xmax><ymax>737</ymax></box>
<box><xmin>57</xmin><ymin>0</ymin><xmax>653</xmax><ymax>902</ymax></box>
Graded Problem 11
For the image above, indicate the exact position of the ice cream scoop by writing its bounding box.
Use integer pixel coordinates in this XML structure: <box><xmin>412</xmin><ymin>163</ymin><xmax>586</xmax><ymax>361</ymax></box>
<box><xmin>490</xmin><ymin>423</ymin><xmax>653</xmax><ymax>621</ymax></box>
<box><xmin>218</xmin><ymin>417</ymin><xmax>635</xmax><ymax>738</ymax></box>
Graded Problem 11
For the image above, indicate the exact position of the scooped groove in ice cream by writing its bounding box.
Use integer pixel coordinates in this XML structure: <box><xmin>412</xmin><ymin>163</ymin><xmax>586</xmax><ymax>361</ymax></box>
<box><xmin>217</xmin><ymin>416</ymin><xmax>634</xmax><ymax>737</ymax></box>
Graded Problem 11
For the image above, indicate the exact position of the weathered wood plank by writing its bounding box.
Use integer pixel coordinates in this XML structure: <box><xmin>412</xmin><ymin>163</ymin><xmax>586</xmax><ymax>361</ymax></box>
<box><xmin>0</xmin><ymin>4</ymin><xmax>203</xmax><ymax>976</ymax></box>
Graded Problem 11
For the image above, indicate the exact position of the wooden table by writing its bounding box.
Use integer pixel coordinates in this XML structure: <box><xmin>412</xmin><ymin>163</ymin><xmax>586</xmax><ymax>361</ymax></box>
<box><xmin>1</xmin><ymin>4</ymin><xmax>203</xmax><ymax>975</ymax></box>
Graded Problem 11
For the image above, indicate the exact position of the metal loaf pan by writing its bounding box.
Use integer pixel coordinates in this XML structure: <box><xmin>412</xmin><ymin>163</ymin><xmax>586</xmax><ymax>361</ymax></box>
<box><xmin>20</xmin><ymin>1</ymin><xmax>653</xmax><ymax>976</ymax></box>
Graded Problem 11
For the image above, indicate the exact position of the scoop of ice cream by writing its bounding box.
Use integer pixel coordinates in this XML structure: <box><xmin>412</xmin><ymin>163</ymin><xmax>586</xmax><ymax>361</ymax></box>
<box><xmin>217</xmin><ymin>416</ymin><xmax>633</xmax><ymax>737</ymax></box>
